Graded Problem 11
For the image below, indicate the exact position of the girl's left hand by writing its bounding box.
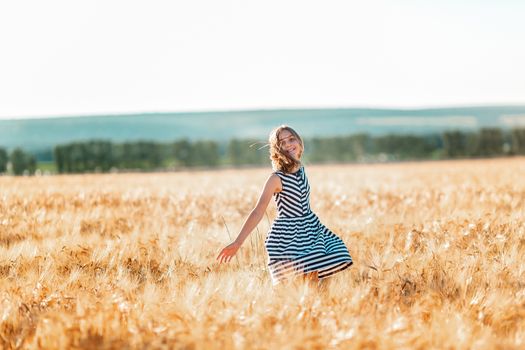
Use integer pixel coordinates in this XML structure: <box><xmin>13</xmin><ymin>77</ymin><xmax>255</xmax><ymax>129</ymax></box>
<box><xmin>216</xmin><ymin>241</ymin><xmax>241</xmax><ymax>263</ymax></box>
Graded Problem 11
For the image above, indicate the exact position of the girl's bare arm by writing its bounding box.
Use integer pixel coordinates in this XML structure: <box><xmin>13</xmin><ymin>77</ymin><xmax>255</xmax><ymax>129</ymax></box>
<box><xmin>216</xmin><ymin>174</ymin><xmax>281</xmax><ymax>263</ymax></box>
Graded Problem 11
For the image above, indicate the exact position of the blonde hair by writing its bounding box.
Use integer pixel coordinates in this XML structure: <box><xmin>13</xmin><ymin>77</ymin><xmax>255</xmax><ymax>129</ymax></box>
<box><xmin>268</xmin><ymin>125</ymin><xmax>304</xmax><ymax>173</ymax></box>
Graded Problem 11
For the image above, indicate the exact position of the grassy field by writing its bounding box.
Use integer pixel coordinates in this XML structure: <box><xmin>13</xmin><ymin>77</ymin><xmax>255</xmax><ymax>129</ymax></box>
<box><xmin>1</xmin><ymin>158</ymin><xmax>525</xmax><ymax>349</ymax></box>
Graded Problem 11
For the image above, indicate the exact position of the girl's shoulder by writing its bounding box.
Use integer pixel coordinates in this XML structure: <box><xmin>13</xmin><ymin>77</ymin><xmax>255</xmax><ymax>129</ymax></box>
<box><xmin>272</xmin><ymin>170</ymin><xmax>284</xmax><ymax>181</ymax></box>
<box><xmin>266</xmin><ymin>172</ymin><xmax>283</xmax><ymax>193</ymax></box>
<box><xmin>272</xmin><ymin>169</ymin><xmax>287</xmax><ymax>179</ymax></box>
<box><xmin>267</xmin><ymin>171</ymin><xmax>283</xmax><ymax>181</ymax></box>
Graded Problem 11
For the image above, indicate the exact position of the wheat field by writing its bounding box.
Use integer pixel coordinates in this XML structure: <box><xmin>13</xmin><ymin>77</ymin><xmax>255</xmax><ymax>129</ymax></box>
<box><xmin>1</xmin><ymin>158</ymin><xmax>525</xmax><ymax>349</ymax></box>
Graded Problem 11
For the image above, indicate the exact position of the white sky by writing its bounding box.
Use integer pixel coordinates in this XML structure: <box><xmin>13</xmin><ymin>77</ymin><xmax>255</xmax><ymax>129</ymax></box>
<box><xmin>1</xmin><ymin>0</ymin><xmax>524</xmax><ymax>119</ymax></box>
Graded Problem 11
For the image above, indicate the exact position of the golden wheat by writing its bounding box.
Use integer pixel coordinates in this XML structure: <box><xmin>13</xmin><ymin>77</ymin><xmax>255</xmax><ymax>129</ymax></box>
<box><xmin>1</xmin><ymin>158</ymin><xmax>525</xmax><ymax>349</ymax></box>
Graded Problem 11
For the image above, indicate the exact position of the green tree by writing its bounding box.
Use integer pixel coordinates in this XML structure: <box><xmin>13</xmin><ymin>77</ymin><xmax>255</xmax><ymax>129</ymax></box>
<box><xmin>477</xmin><ymin>128</ymin><xmax>503</xmax><ymax>156</ymax></box>
<box><xmin>11</xmin><ymin>148</ymin><xmax>36</xmax><ymax>175</ymax></box>
<box><xmin>373</xmin><ymin>134</ymin><xmax>436</xmax><ymax>160</ymax></box>
<box><xmin>173</xmin><ymin>139</ymin><xmax>192</xmax><ymax>167</ymax></box>
<box><xmin>227</xmin><ymin>139</ymin><xmax>244</xmax><ymax>166</ymax></box>
<box><xmin>68</xmin><ymin>142</ymin><xmax>87</xmax><ymax>172</ymax></box>
<box><xmin>511</xmin><ymin>128</ymin><xmax>525</xmax><ymax>155</ymax></box>
<box><xmin>442</xmin><ymin>131</ymin><xmax>467</xmax><ymax>158</ymax></box>
<box><xmin>347</xmin><ymin>133</ymin><xmax>372</xmax><ymax>161</ymax></box>
<box><xmin>89</xmin><ymin>140</ymin><xmax>114</xmax><ymax>171</ymax></box>
<box><xmin>54</xmin><ymin>146</ymin><xmax>65</xmax><ymax>173</ymax></box>
<box><xmin>0</xmin><ymin>148</ymin><xmax>7</xmax><ymax>173</ymax></box>
<box><xmin>227</xmin><ymin>139</ymin><xmax>267</xmax><ymax>166</ymax></box>
<box><xmin>189</xmin><ymin>141</ymin><xmax>219</xmax><ymax>167</ymax></box>
<box><xmin>144</xmin><ymin>141</ymin><xmax>163</xmax><ymax>169</ymax></box>
<box><xmin>308</xmin><ymin>137</ymin><xmax>339</xmax><ymax>163</ymax></box>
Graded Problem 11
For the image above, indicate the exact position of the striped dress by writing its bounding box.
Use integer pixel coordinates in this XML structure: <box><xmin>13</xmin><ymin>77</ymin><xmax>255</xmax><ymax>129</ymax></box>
<box><xmin>264</xmin><ymin>165</ymin><xmax>353</xmax><ymax>285</ymax></box>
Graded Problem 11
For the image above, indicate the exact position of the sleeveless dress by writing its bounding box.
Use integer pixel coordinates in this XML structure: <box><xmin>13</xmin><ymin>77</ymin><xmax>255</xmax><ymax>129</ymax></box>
<box><xmin>264</xmin><ymin>165</ymin><xmax>353</xmax><ymax>285</ymax></box>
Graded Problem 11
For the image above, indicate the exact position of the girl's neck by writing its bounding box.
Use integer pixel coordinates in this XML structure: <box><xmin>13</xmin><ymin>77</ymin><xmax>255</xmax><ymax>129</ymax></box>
<box><xmin>290</xmin><ymin>164</ymin><xmax>302</xmax><ymax>174</ymax></box>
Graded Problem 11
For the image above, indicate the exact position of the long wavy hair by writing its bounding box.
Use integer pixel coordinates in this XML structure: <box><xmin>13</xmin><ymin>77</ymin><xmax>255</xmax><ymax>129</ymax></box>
<box><xmin>268</xmin><ymin>125</ymin><xmax>304</xmax><ymax>173</ymax></box>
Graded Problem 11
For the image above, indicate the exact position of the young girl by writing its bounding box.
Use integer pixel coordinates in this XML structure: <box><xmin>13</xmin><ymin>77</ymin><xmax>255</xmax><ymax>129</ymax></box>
<box><xmin>217</xmin><ymin>125</ymin><xmax>353</xmax><ymax>286</ymax></box>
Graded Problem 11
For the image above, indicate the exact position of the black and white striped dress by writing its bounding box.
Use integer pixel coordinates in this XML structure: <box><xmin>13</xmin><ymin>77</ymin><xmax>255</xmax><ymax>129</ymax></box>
<box><xmin>264</xmin><ymin>165</ymin><xmax>353</xmax><ymax>285</ymax></box>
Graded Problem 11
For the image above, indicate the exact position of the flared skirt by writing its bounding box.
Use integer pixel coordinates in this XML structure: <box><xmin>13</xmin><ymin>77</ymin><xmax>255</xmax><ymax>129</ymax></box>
<box><xmin>264</xmin><ymin>211</ymin><xmax>353</xmax><ymax>285</ymax></box>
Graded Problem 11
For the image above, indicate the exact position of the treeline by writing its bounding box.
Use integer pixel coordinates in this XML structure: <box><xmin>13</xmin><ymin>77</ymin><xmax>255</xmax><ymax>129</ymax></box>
<box><xmin>53</xmin><ymin>140</ymin><xmax>222</xmax><ymax>173</ymax></box>
<box><xmin>0</xmin><ymin>148</ymin><xmax>37</xmax><ymax>175</ymax></box>
<box><xmin>309</xmin><ymin>128</ymin><xmax>525</xmax><ymax>162</ymax></box>
<box><xmin>2</xmin><ymin>128</ymin><xmax>525</xmax><ymax>175</ymax></box>
<box><xmin>51</xmin><ymin>139</ymin><xmax>262</xmax><ymax>173</ymax></box>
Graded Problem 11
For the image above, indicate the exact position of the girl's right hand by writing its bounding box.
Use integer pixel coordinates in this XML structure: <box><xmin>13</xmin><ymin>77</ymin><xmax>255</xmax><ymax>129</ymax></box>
<box><xmin>216</xmin><ymin>241</ymin><xmax>241</xmax><ymax>264</ymax></box>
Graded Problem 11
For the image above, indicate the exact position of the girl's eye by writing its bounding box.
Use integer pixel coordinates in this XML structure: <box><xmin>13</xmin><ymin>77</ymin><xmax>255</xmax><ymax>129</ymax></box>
<box><xmin>278</xmin><ymin>136</ymin><xmax>295</xmax><ymax>146</ymax></box>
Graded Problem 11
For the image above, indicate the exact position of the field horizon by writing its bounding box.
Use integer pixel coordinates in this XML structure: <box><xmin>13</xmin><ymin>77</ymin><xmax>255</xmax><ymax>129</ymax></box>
<box><xmin>2</xmin><ymin>105</ymin><xmax>525</xmax><ymax>153</ymax></box>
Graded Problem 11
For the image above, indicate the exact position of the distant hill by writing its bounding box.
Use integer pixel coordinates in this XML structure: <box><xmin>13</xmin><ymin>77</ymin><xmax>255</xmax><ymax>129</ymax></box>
<box><xmin>1</xmin><ymin>106</ymin><xmax>525</xmax><ymax>152</ymax></box>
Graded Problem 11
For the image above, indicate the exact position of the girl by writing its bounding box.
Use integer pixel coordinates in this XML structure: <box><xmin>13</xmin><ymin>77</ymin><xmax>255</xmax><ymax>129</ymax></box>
<box><xmin>216</xmin><ymin>125</ymin><xmax>353</xmax><ymax>287</ymax></box>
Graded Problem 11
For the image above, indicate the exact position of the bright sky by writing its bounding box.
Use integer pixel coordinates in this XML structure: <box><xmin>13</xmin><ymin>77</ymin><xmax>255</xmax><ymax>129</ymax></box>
<box><xmin>1</xmin><ymin>0</ymin><xmax>524</xmax><ymax>119</ymax></box>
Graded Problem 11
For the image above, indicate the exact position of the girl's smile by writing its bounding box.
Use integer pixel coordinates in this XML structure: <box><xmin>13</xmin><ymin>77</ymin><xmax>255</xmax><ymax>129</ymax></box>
<box><xmin>278</xmin><ymin>130</ymin><xmax>302</xmax><ymax>159</ymax></box>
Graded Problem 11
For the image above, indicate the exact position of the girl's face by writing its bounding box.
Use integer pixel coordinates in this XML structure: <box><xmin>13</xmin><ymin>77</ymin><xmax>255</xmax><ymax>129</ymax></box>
<box><xmin>278</xmin><ymin>129</ymin><xmax>302</xmax><ymax>159</ymax></box>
